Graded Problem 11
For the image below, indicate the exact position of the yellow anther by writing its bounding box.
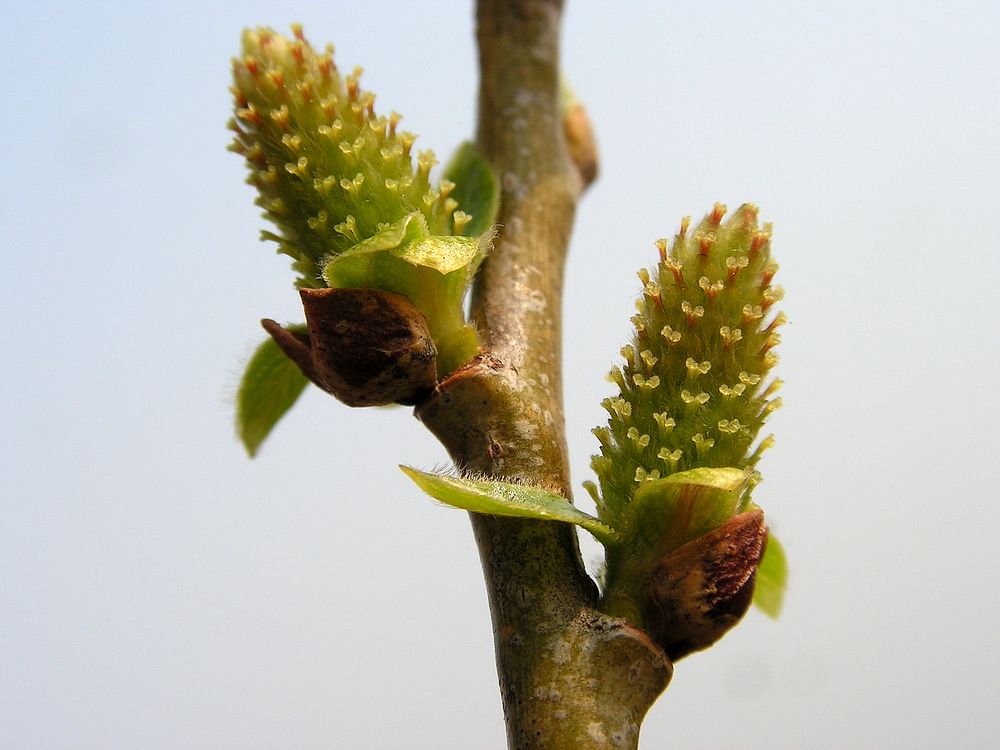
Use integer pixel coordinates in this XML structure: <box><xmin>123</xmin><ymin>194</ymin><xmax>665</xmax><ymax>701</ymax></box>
<box><xmin>607</xmin><ymin>398</ymin><xmax>632</xmax><ymax>418</ymax></box>
<box><xmin>453</xmin><ymin>211</ymin><xmax>471</xmax><ymax>235</ymax></box>
<box><xmin>334</xmin><ymin>215</ymin><xmax>359</xmax><ymax>242</ymax></box>
<box><xmin>681</xmin><ymin>301</ymin><xmax>705</xmax><ymax>325</ymax></box>
<box><xmin>726</xmin><ymin>255</ymin><xmax>750</xmax><ymax>272</ymax></box>
<box><xmin>720</xmin><ymin>326</ymin><xmax>743</xmax><ymax>348</ymax></box>
<box><xmin>752</xmin><ymin>435</ymin><xmax>776</xmax><ymax>459</ymax></box>
<box><xmin>663</xmin><ymin>255</ymin><xmax>684</xmax><ymax>284</ymax></box>
<box><xmin>399</xmin><ymin>131</ymin><xmax>417</xmax><ymax>157</ymax></box>
<box><xmin>719</xmin><ymin>383</ymin><xmax>747</xmax><ymax>398</ymax></box>
<box><xmin>762</xmin><ymin>285</ymin><xmax>785</xmax><ymax>309</ymax></box>
<box><xmin>417</xmin><ymin>149</ymin><xmax>438</xmax><ymax>174</ymax></box>
<box><xmin>691</xmin><ymin>433</ymin><xmax>715</xmax><ymax>454</ymax></box>
<box><xmin>653</xmin><ymin>413</ymin><xmax>676</xmax><ymax>432</ymax></box>
<box><xmin>312</xmin><ymin>175</ymin><xmax>335</xmax><ymax>195</ymax></box>
<box><xmin>627</xmin><ymin>428</ymin><xmax>650</xmax><ymax>448</ymax></box>
<box><xmin>761</xmin><ymin>261</ymin><xmax>779</xmax><ymax>287</ymax></box>
<box><xmin>268</xmin><ymin>104</ymin><xmax>290</xmax><ymax>128</ymax></box>
<box><xmin>635</xmin><ymin>467</ymin><xmax>661</xmax><ymax>483</ymax></box>
<box><xmin>696</xmin><ymin>231</ymin><xmax>716</xmax><ymax>256</ymax></box>
<box><xmin>306</xmin><ymin>210</ymin><xmax>328</xmax><ymax>231</ymax></box>
<box><xmin>367</xmin><ymin>115</ymin><xmax>388</xmax><ymax>139</ymax></box>
<box><xmin>265</xmin><ymin>67</ymin><xmax>285</xmax><ymax>90</ymax></box>
<box><xmin>709</xmin><ymin>202</ymin><xmax>727</xmax><ymax>225</ymax></box>
<box><xmin>318</xmin><ymin>121</ymin><xmax>343</xmax><ymax>139</ymax></box>
<box><xmin>258</xmin><ymin>165</ymin><xmax>278</xmax><ymax>185</ymax></box>
<box><xmin>685</xmin><ymin>358</ymin><xmax>711</xmax><ymax>376</ymax></box>
<box><xmin>284</xmin><ymin>156</ymin><xmax>308</xmax><ymax>177</ymax></box>
<box><xmin>657</xmin><ymin>448</ymin><xmax>683</xmax><ymax>465</ymax></box>
<box><xmin>319</xmin><ymin>96</ymin><xmax>338</xmax><ymax>119</ymax></box>
<box><xmin>380</xmin><ymin>144</ymin><xmax>403</xmax><ymax>164</ymax></box>
<box><xmin>718</xmin><ymin>419</ymin><xmax>744</xmax><ymax>435</ymax></box>
<box><xmin>388</xmin><ymin>110</ymin><xmax>402</xmax><ymax>136</ymax></box>
<box><xmin>761</xmin><ymin>378</ymin><xmax>783</xmax><ymax>399</ymax></box>
<box><xmin>655</xmin><ymin>238</ymin><xmax>668</xmax><ymax>261</ymax></box>
<box><xmin>766</xmin><ymin>311</ymin><xmax>789</xmax><ymax>332</ymax></box>
<box><xmin>681</xmin><ymin>390</ymin><xmax>710</xmax><ymax>406</ymax></box>
<box><xmin>661</xmin><ymin>325</ymin><xmax>682</xmax><ymax>344</ymax></box>
<box><xmin>698</xmin><ymin>276</ymin><xmax>724</xmax><ymax>301</ymax></box>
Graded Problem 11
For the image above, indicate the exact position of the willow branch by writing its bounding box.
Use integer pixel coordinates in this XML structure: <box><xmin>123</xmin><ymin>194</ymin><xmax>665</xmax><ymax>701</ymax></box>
<box><xmin>417</xmin><ymin>1</ymin><xmax>670</xmax><ymax>748</ymax></box>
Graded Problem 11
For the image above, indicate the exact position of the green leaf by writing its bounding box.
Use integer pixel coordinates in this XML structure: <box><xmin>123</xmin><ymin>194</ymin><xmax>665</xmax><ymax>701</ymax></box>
<box><xmin>400</xmin><ymin>466</ymin><xmax>619</xmax><ymax>545</ymax></box>
<box><xmin>443</xmin><ymin>142</ymin><xmax>499</xmax><ymax>237</ymax></box>
<box><xmin>237</xmin><ymin>327</ymin><xmax>310</xmax><ymax>457</ymax></box>
<box><xmin>753</xmin><ymin>532</ymin><xmax>787</xmax><ymax>618</ymax></box>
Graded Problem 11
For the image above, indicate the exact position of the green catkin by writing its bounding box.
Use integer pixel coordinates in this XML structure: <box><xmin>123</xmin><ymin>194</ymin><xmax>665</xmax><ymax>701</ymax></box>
<box><xmin>228</xmin><ymin>25</ymin><xmax>465</xmax><ymax>287</ymax></box>
<box><xmin>589</xmin><ymin>203</ymin><xmax>784</xmax><ymax>530</ymax></box>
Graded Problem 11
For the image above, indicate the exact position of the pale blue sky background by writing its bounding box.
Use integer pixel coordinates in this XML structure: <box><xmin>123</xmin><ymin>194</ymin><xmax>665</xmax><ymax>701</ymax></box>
<box><xmin>2</xmin><ymin>1</ymin><xmax>998</xmax><ymax>748</ymax></box>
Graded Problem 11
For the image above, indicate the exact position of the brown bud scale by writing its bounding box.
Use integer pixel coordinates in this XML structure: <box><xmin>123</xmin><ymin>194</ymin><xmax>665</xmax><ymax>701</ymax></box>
<box><xmin>641</xmin><ymin>510</ymin><xmax>767</xmax><ymax>660</ymax></box>
<box><xmin>263</xmin><ymin>288</ymin><xmax>438</xmax><ymax>407</ymax></box>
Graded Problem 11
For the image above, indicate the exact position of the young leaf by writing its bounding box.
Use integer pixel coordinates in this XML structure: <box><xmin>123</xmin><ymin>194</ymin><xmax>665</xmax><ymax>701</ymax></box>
<box><xmin>442</xmin><ymin>142</ymin><xmax>499</xmax><ymax>237</ymax></box>
<box><xmin>400</xmin><ymin>467</ymin><xmax>619</xmax><ymax>545</ymax></box>
<box><xmin>753</xmin><ymin>532</ymin><xmax>787</xmax><ymax>618</ymax></box>
<box><xmin>237</xmin><ymin>326</ymin><xmax>310</xmax><ymax>457</ymax></box>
